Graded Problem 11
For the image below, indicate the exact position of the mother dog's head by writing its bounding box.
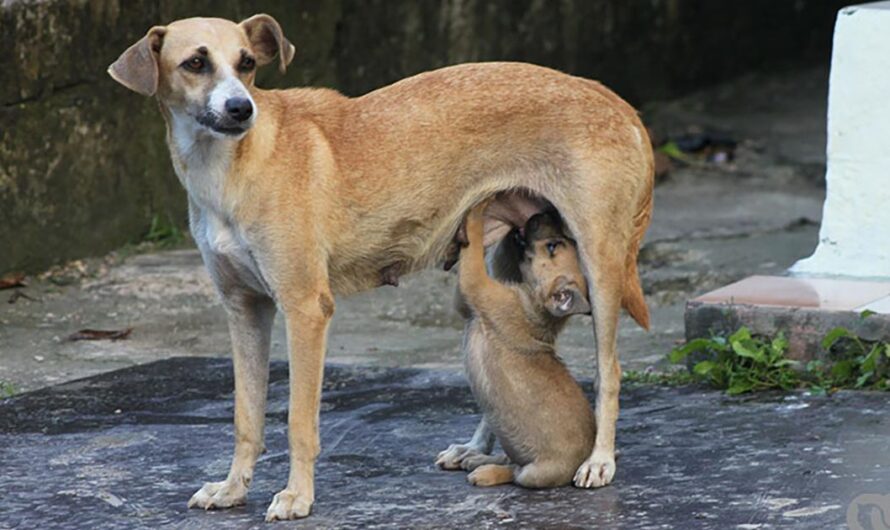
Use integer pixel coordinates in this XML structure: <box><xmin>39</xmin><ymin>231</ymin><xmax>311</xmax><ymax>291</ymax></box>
<box><xmin>108</xmin><ymin>15</ymin><xmax>294</xmax><ymax>138</ymax></box>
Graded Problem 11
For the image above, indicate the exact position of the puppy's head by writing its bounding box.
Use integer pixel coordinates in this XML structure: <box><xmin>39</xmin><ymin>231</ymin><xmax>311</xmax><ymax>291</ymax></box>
<box><xmin>518</xmin><ymin>211</ymin><xmax>591</xmax><ymax>318</ymax></box>
<box><xmin>108</xmin><ymin>15</ymin><xmax>295</xmax><ymax>138</ymax></box>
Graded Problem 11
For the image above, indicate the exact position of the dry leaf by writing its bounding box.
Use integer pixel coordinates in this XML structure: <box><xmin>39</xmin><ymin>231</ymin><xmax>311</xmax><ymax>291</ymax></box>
<box><xmin>66</xmin><ymin>328</ymin><xmax>133</xmax><ymax>342</ymax></box>
<box><xmin>0</xmin><ymin>272</ymin><xmax>26</xmax><ymax>290</ymax></box>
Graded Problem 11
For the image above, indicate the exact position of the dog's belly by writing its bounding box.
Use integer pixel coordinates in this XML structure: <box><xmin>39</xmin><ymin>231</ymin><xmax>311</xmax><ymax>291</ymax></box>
<box><xmin>326</xmin><ymin>190</ymin><xmax>552</xmax><ymax>295</ymax></box>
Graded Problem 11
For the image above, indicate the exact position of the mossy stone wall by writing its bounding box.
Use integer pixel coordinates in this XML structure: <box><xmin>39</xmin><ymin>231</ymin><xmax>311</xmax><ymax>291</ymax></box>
<box><xmin>0</xmin><ymin>0</ymin><xmax>846</xmax><ymax>273</ymax></box>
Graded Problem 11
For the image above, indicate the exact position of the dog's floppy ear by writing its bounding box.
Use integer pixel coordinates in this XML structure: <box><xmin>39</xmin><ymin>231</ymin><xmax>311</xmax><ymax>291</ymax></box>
<box><xmin>240</xmin><ymin>14</ymin><xmax>295</xmax><ymax>74</ymax></box>
<box><xmin>546</xmin><ymin>277</ymin><xmax>592</xmax><ymax>318</ymax></box>
<box><xmin>108</xmin><ymin>26</ymin><xmax>167</xmax><ymax>96</ymax></box>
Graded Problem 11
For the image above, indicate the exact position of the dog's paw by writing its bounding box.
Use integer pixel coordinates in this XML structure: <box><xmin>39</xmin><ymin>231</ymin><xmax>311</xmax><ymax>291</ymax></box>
<box><xmin>265</xmin><ymin>489</ymin><xmax>313</xmax><ymax>522</ymax></box>
<box><xmin>187</xmin><ymin>480</ymin><xmax>248</xmax><ymax>510</ymax></box>
<box><xmin>573</xmin><ymin>451</ymin><xmax>616</xmax><ymax>489</ymax></box>
<box><xmin>436</xmin><ymin>443</ymin><xmax>485</xmax><ymax>470</ymax></box>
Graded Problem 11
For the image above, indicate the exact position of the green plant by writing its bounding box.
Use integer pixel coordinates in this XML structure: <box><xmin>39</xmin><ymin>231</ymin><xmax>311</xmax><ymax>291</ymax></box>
<box><xmin>143</xmin><ymin>213</ymin><xmax>185</xmax><ymax>248</ymax></box>
<box><xmin>669</xmin><ymin>327</ymin><xmax>800</xmax><ymax>395</ymax></box>
<box><xmin>0</xmin><ymin>380</ymin><xmax>16</xmax><ymax>398</ymax></box>
<box><xmin>807</xmin><ymin>312</ymin><xmax>890</xmax><ymax>393</ymax></box>
<box><xmin>670</xmin><ymin>314</ymin><xmax>890</xmax><ymax>395</ymax></box>
<box><xmin>622</xmin><ymin>369</ymin><xmax>694</xmax><ymax>386</ymax></box>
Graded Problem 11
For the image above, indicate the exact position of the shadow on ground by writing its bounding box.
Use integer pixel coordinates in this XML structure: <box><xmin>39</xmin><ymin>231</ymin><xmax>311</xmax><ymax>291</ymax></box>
<box><xmin>1</xmin><ymin>358</ymin><xmax>887</xmax><ymax>529</ymax></box>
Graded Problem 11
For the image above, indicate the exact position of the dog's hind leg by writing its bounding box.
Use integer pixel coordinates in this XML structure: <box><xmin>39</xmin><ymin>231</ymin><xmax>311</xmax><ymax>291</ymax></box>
<box><xmin>189</xmin><ymin>291</ymin><xmax>276</xmax><ymax>509</ymax></box>
<box><xmin>554</xmin><ymin>181</ymin><xmax>636</xmax><ymax>490</ymax></box>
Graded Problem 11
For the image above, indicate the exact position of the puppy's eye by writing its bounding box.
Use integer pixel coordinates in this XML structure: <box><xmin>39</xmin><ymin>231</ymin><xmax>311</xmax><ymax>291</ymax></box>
<box><xmin>182</xmin><ymin>56</ymin><xmax>207</xmax><ymax>72</ymax></box>
<box><xmin>546</xmin><ymin>240</ymin><xmax>563</xmax><ymax>256</ymax></box>
<box><xmin>238</xmin><ymin>56</ymin><xmax>256</xmax><ymax>73</ymax></box>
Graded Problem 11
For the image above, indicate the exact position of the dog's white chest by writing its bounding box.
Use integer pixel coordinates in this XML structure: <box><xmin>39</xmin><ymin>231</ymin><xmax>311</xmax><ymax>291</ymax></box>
<box><xmin>193</xmin><ymin>206</ymin><xmax>270</xmax><ymax>296</ymax></box>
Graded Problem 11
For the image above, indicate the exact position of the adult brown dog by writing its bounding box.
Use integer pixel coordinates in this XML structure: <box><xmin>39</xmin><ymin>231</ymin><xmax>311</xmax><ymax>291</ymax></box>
<box><xmin>108</xmin><ymin>14</ymin><xmax>653</xmax><ymax>521</ymax></box>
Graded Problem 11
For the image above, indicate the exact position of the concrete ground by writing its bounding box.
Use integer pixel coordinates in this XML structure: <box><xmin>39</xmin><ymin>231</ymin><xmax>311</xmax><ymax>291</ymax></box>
<box><xmin>3</xmin><ymin>359</ymin><xmax>888</xmax><ymax>529</ymax></box>
<box><xmin>0</xmin><ymin>68</ymin><xmax>827</xmax><ymax>392</ymax></box>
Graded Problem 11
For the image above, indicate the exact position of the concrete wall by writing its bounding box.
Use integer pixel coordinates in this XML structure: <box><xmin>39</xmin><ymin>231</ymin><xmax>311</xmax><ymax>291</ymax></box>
<box><xmin>0</xmin><ymin>0</ymin><xmax>847</xmax><ymax>274</ymax></box>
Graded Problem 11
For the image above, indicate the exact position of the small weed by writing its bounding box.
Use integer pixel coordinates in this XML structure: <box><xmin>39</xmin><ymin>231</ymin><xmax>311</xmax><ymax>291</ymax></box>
<box><xmin>623</xmin><ymin>369</ymin><xmax>695</xmax><ymax>386</ymax></box>
<box><xmin>0</xmin><ymin>380</ymin><xmax>16</xmax><ymax>398</ymax></box>
<box><xmin>143</xmin><ymin>213</ymin><xmax>185</xmax><ymax>248</ymax></box>
<box><xmin>807</xmin><ymin>311</ymin><xmax>890</xmax><ymax>394</ymax></box>
<box><xmin>669</xmin><ymin>327</ymin><xmax>800</xmax><ymax>395</ymax></box>
<box><xmin>669</xmin><ymin>312</ymin><xmax>890</xmax><ymax>395</ymax></box>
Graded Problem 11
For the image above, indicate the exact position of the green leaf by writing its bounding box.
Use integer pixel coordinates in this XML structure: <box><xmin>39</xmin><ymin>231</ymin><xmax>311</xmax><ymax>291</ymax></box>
<box><xmin>727</xmin><ymin>379</ymin><xmax>754</xmax><ymax>395</ymax></box>
<box><xmin>856</xmin><ymin>371</ymin><xmax>874</xmax><ymax>388</ymax></box>
<box><xmin>669</xmin><ymin>338</ymin><xmax>714</xmax><ymax>364</ymax></box>
<box><xmin>731</xmin><ymin>338</ymin><xmax>766</xmax><ymax>364</ymax></box>
<box><xmin>657</xmin><ymin>141</ymin><xmax>692</xmax><ymax>162</ymax></box>
<box><xmin>808</xmin><ymin>385</ymin><xmax>828</xmax><ymax>397</ymax></box>
<box><xmin>821</xmin><ymin>327</ymin><xmax>852</xmax><ymax>350</ymax></box>
<box><xmin>693</xmin><ymin>360</ymin><xmax>716</xmax><ymax>376</ymax></box>
<box><xmin>831</xmin><ymin>359</ymin><xmax>855</xmax><ymax>382</ymax></box>
<box><xmin>774</xmin><ymin>359</ymin><xmax>801</xmax><ymax>368</ymax></box>
<box><xmin>860</xmin><ymin>309</ymin><xmax>877</xmax><ymax>320</ymax></box>
<box><xmin>771</xmin><ymin>334</ymin><xmax>789</xmax><ymax>355</ymax></box>
<box><xmin>806</xmin><ymin>360</ymin><xmax>824</xmax><ymax>372</ymax></box>
<box><xmin>862</xmin><ymin>345</ymin><xmax>880</xmax><ymax>373</ymax></box>
<box><xmin>729</xmin><ymin>327</ymin><xmax>752</xmax><ymax>343</ymax></box>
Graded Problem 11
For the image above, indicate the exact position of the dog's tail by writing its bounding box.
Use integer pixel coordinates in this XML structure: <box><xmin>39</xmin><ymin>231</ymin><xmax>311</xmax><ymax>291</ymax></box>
<box><xmin>622</xmin><ymin>184</ymin><xmax>652</xmax><ymax>331</ymax></box>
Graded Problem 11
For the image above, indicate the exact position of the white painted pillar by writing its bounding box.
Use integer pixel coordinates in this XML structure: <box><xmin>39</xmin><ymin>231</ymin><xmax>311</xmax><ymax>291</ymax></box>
<box><xmin>792</xmin><ymin>2</ymin><xmax>890</xmax><ymax>278</ymax></box>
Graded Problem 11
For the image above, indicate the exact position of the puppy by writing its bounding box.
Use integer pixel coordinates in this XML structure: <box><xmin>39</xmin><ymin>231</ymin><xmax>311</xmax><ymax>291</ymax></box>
<box><xmin>441</xmin><ymin>201</ymin><xmax>596</xmax><ymax>488</ymax></box>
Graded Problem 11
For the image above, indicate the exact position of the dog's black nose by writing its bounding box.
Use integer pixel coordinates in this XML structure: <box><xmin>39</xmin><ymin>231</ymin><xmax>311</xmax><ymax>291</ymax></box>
<box><xmin>225</xmin><ymin>97</ymin><xmax>253</xmax><ymax>122</ymax></box>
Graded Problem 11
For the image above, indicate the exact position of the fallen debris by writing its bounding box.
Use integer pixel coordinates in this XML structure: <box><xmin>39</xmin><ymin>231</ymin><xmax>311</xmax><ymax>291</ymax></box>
<box><xmin>0</xmin><ymin>272</ymin><xmax>26</xmax><ymax>290</ymax></box>
<box><xmin>7</xmin><ymin>291</ymin><xmax>36</xmax><ymax>304</ymax></box>
<box><xmin>66</xmin><ymin>328</ymin><xmax>133</xmax><ymax>342</ymax></box>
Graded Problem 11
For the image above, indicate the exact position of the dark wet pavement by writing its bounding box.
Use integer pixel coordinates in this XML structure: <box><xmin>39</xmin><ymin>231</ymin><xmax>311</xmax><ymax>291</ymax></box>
<box><xmin>1</xmin><ymin>358</ymin><xmax>888</xmax><ymax>529</ymax></box>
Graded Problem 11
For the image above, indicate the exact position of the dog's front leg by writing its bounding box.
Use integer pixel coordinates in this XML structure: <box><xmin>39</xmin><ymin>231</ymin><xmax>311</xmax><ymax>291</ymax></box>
<box><xmin>265</xmin><ymin>286</ymin><xmax>335</xmax><ymax>522</ymax></box>
<box><xmin>189</xmin><ymin>291</ymin><xmax>276</xmax><ymax>509</ymax></box>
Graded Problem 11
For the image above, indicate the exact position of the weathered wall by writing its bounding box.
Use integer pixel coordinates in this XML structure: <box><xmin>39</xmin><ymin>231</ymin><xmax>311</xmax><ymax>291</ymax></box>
<box><xmin>0</xmin><ymin>0</ymin><xmax>847</xmax><ymax>274</ymax></box>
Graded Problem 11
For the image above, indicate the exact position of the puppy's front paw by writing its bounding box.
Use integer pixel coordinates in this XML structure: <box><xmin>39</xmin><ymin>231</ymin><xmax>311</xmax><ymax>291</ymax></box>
<box><xmin>573</xmin><ymin>451</ymin><xmax>616</xmax><ymax>489</ymax></box>
<box><xmin>265</xmin><ymin>489</ymin><xmax>313</xmax><ymax>521</ymax></box>
<box><xmin>187</xmin><ymin>480</ymin><xmax>247</xmax><ymax>510</ymax></box>
<box><xmin>436</xmin><ymin>443</ymin><xmax>485</xmax><ymax>470</ymax></box>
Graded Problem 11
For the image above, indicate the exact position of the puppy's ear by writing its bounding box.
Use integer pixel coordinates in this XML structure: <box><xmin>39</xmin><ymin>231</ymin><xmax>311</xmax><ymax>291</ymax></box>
<box><xmin>240</xmin><ymin>14</ymin><xmax>296</xmax><ymax>74</ymax></box>
<box><xmin>546</xmin><ymin>278</ymin><xmax>591</xmax><ymax>318</ymax></box>
<box><xmin>108</xmin><ymin>26</ymin><xmax>166</xmax><ymax>96</ymax></box>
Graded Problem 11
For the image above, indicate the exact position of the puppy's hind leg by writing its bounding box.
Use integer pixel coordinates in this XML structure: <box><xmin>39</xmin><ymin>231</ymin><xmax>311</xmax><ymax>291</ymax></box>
<box><xmin>467</xmin><ymin>464</ymin><xmax>515</xmax><ymax>487</ymax></box>
<box><xmin>189</xmin><ymin>292</ymin><xmax>276</xmax><ymax>509</ymax></box>
<box><xmin>436</xmin><ymin>417</ymin><xmax>495</xmax><ymax>470</ymax></box>
<box><xmin>514</xmin><ymin>461</ymin><xmax>575</xmax><ymax>489</ymax></box>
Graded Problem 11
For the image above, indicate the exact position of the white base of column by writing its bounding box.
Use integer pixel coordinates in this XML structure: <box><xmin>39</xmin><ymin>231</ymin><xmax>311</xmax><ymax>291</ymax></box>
<box><xmin>791</xmin><ymin>3</ymin><xmax>890</xmax><ymax>279</ymax></box>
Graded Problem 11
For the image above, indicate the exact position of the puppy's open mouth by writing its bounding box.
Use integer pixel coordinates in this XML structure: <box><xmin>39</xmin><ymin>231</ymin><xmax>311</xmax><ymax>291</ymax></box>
<box><xmin>196</xmin><ymin>113</ymin><xmax>248</xmax><ymax>136</ymax></box>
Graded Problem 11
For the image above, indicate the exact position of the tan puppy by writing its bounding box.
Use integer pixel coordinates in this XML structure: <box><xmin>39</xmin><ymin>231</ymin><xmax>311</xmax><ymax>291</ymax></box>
<box><xmin>108</xmin><ymin>15</ymin><xmax>653</xmax><ymax>521</ymax></box>
<box><xmin>442</xmin><ymin>202</ymin><xmax>596</xmax><ymax>488</ymax></box>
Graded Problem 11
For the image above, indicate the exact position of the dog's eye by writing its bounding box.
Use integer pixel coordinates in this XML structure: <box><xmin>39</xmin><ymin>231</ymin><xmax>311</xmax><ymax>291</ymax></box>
<box><xmin>182</xmin><ymin>56</ymin><xmax>206</xmax><ymax>73</ymax></box>
<box><xmin>238</xmin><ymin>56</ymin><xmax>256</xmax><ymax>73</ymax></box>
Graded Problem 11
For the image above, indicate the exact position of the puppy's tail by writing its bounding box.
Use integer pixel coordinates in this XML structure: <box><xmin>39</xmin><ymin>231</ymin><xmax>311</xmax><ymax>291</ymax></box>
<box><xmin>622</xmin><ymin>190</ymin><xmax>651</xmax><ymax>331</ymax></box>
